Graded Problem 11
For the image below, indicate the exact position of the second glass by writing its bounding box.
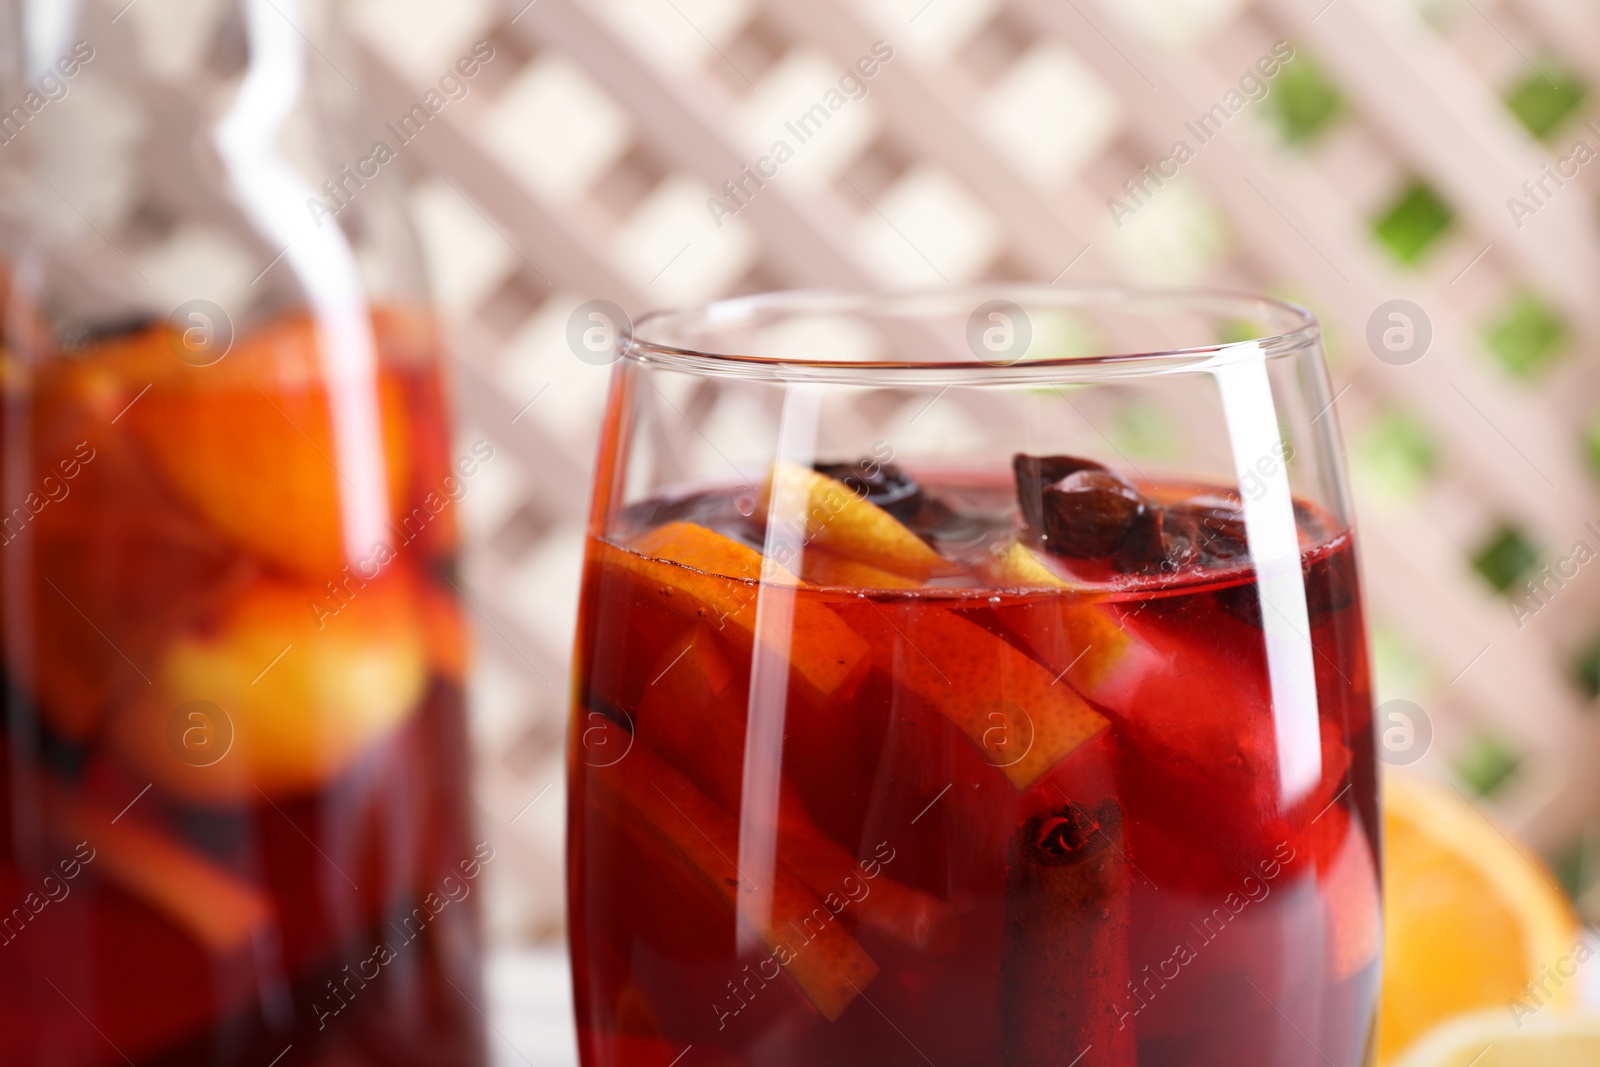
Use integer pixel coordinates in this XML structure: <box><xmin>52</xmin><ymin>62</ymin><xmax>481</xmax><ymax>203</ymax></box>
<box><xmin>569</xmin><ymin>285</ymin><xmax>1379</xmax><ymax>1066</ymax></box>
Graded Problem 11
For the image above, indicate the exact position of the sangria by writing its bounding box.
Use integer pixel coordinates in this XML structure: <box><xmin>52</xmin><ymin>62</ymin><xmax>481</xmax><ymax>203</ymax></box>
<box><xmin>568</xmin><ymin>287</ymin><xmax>1380</xmax><ymax>1066</ymax></box>
<box><xmin>0</xmin><ymin>309</ymin><xmax>485</xmax><ymax>1066</ymax></box>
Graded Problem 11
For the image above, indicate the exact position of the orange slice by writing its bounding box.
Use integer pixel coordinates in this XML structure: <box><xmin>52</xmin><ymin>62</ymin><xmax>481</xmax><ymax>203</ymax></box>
<box><xmin>980</xmin><ymin>540</ymin><xmax>1130</xmax><ymax>691</ymax></box>
<box><xmin>632</xmin><ymin>521</ymin><xmax>799</xmax><ymax>586</ymax></box>
<box><xmin>607</xmin><ymin>522</ymin><xmax>870</xmax><ymax>707</ymax></box>
<box><xmin>1392</xmin><ymin>1011</ymin><xmax>1600</xmax><ymax>1067</ymax></box>
<box><xmin>795</xmin><ymin>549</ymin><xmax>924</xmax><ymax>590</ymax></box>
<box><xmin>1380</xmin><ymin>769</ymin><xmax>1580</xmax><ymax>1063</ymax></box>
<box><xmin>45</xmin><ymin>781</ymin><xmax>272</xmax><ymax>952</ymax></box>
<box><xmin>760</xmin><ymin>462</ymin><xmax>946</xmax><ymax>581</ymax></box>
<box><xmin>834</xmin><ymin>601</ymin><xmax>1109</xmax><ymax>790</ymax></box>
<box><xmin>417</xmin><ymin>578</ymin><xmax>470</xmax><ymax>684</ymax></box>
<box><xmin>114</xmin><ymin>315</ymin><xmax>413</xmax><ymax>578</ymax></box>
<box><xmin>110</xmin><ymin>569</ymin><xmax>428</xmax><ymax>803</ymax></box>
<box><xmin>636</xmin><ymin>626</ymin><xmax>946</xmax><ymax>948</ymax></box>
<box><xmin>4</xmin><ymin>380</ymin><xmax>247</xmax><ymax>742</ymax></box>
<box><xmin>589</xmin><ymin>741</ymin><xmax>879</xmax><ymax>1021</ymax></box>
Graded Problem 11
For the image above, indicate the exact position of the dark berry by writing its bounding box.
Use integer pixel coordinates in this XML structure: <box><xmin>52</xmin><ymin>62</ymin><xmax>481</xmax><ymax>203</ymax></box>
<box><xmin>814</xmin><ymin>460</ymin><xmax>922</xmax><ymax>521</ymax></box>
<box><xmin>1040</xmin><ymin>469</ymin><xmax>1147</xmax><ymax>558</ymax></box>
<box><xmin>618</xmin><ymin>489</ymin><xmax>764</xmax><ymax>548</ymax></box>
<box><xmin>905</xmin><ymin>494</ymin><xmax>1006</xmax><ymax>548</ymax></box>
<box><xmin>1012</xmin><ymin>454</ymin><xmax>1106</xmax><ymax>533</ymax></box>
<box><xmin>1168</xmin><ymin>499</ymin><xmax>1250</xmax><ymax>568</ymax></box>
<box><xmin>1114</xmin><ymin>506</ymin><xmax>1165</xmax><ymax>571</ymax></box>
<box><xmin>1216</xmin><ymin>542</ymin><xmax>1358</xmax><ymax>630</ymax></box>
<box><xmin>1304</xmin><ymin>543</ymin><xmax>1358</xmax><ymax>625</ymax></box>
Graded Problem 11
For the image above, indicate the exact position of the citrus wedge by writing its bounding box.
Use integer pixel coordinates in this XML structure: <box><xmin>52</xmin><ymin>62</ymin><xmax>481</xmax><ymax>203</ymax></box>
<box><xmin>760</xmin><ymin>462</ymin><xmax>946</xmax><ymax>580</ymax></box>
<box><xmin>1380</xmin><ymin>769</ymin><xmax>1581</xmax><ymax>1063</ymax></box>
<box><xmin>633</xmin><ymin>520</ymin><xmax>799</xmax><ymax>587</ymax></box>
<box><xmin>980</xmin><ymin>539</ymin><xmax>1130</xmax><ymax>691</ymax></box>
<box><xmin>54</xmin><ymin>315</ymin><xmax>411</xmax><ymax>579</ymax></box>
<box><xmin>834</xmin><ymin>601</ymin><xmax>1109</xmax><ymax>790</ymax></box>
<box><xmin>635</xmin><ymin>625</ymin><xmax>947</xmax><ymax>948</ymax></box>
<box><xmin>45</xmin><ymin>779</ymin><xmax>272</xmax><ymax>953</ymax></box>
<box><xmin>610</xmin><ymin>522</ymin><xmax>870</xmax><ymax>707</ymax></box>
<box><xmin>1393</xmin><ymin>1010</ymin><xmax>1600</xmax><ymax>1067</ymax></box>
<box><xmin>110</xmin><ymin>569</ymin><xmax>428</xmax><ymax>803</ymax></box>
<box><xmin>589</xmin><ymin>741</ymin><xmax>879</xmax><ymax>1021</ymax></box>
<box><xmin>796</xmin><ymin>549</ymin><xmax>923</xmax><ymax>591</ymax></box>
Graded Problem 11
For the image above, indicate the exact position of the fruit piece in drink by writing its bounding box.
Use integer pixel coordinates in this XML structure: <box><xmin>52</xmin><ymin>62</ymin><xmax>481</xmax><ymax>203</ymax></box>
<box><xmin>760</xmin><ymin>462</ymin><xmax>947</xmax><ymax>580</ymax></box>
<box><xmin>587</xmin><ymin>741</ymin><xmax>879</xmax><ymax>1021</ymax></box>
<box><xmin>634</xmin><ymin>625</ymin><xmax>946</xmax><ymax>947</ymax></box>
<box><xmin>120</xmin><ymin>315</ymin><xmax>414</xmax><ymax>578</ymax></box>
<box><xmin>833</xmin><ymin>600</ymin><xmax>1109</xmax><ymax>790</ymax></box>
<box><xmin>109</xmin><ymin>568</ymin><xmax>428</xmax><ymax>802</ymax></box>
<box><xmin>612</xmin><ymin>522</ymin><xmax>872</xmax><ymax>707</ymax></box>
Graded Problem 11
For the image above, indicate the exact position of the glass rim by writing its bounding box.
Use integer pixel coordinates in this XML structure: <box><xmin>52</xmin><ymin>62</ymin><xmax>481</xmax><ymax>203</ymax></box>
<box><xmin>624</xmin><ymin>283</ymin><xmax>1320</xmax><ymax>385</ymax></box>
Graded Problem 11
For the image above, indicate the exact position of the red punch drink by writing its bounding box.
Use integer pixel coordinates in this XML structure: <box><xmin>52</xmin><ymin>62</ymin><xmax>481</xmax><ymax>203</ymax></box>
<box><xmin>0</xmin><ymin>311</ymin><xmax>485</xmax><ymax>1066</ymax></box>
<box><xmin>569</xmin><ymin>456</ymin><xmax>1378</xmax><ymax>1066</ymax></box>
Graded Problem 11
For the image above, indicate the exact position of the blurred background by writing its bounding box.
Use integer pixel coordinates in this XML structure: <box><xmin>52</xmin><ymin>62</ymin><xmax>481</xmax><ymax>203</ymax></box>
<box><xmin>13</xmin><ymin>0</ymin><xmax>1600</xmax><ymax>1060</ymax></box>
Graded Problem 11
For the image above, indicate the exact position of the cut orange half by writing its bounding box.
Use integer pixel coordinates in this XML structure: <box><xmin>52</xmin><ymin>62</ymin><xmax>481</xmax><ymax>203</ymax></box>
<box><xmin>1392</xmin><ymin>1010</ymin><xmax>1600</xmax><ymax>1067</ymax></box>
<box><xmin>1380</xmin><ymin>769</ymin><xmax>1581</xmax><ymax>1063</ymax></box>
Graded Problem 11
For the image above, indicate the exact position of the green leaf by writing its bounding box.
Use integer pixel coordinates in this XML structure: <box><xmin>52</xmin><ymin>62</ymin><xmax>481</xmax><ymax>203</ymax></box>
<box><xmin>1453</xmin><ymin>734</ymin><xmax>1521</xmax><ymax>797</ymax></box>
<box><xmin>1485</xmin><ymin>293</ymin><xmax>1567</xmax><ymax>379</ymax></box>
<box><xmin>1572</xmin><ymin>633</ymin><xmax>1600</xmax><ymax>701</ymax></box>
<box><xmin>1506</xmin><ymin>64</ymin><xmax>1588</xmax><ymax>141</ymax></box>
<box><xmin>1471</xmin><ymin>525</ymin><xmax>1539</xmax><ymax>593</ymax></box>
<box><xmin>1584</xmin><ymin>417</ymin><xmax>1600</xmax><ymax>476</ymax></box>
<box><xmin>1355</xmin><ymin>409</ymin><xmax>1438</xmax><ymax>500</ymax></box>
<box><xmin>1264</xmin><ymin>52</ymin><xmax>1344</xmax><ymax>146</ymax></box>
<box><xmin>1373</xmin><ymin>181</ymin><xmax>1455</xmax><ymax>266</ymax></box>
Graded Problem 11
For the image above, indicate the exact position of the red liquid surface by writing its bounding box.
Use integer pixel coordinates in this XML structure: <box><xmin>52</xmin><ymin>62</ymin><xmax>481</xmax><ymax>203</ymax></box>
<box><xmin>0</xmin><ymin>311</ymin><xmax>484</xmax><ymax>1066</ymax></box>
<box><xmin>569</xmin><ymin>474</ymin><xmax>1378</xmax><ymax>1067</ymax></box>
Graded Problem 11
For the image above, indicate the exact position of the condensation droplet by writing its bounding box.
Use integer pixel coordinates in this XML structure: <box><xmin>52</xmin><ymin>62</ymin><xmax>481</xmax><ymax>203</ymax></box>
<box><xmin>735</xmin><ymin>496</ymin><xmax>756</xmax><ymax>517</ymax></box>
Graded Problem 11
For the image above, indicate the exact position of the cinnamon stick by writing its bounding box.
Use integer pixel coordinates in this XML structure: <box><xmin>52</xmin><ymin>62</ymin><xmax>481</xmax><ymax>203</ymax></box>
<box><xmin>1002</xmin><ymin>797</ymin><xmax>1134</xmax><ymax>1065</ymax></box>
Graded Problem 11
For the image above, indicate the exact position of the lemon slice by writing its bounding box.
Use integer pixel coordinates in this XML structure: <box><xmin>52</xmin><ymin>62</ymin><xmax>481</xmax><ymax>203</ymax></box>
<box><xmin>979</xmin><ymin>539</ymin><xmax>1130</xmax><ymax>691</ymax></box>
<box><xmin>760</xmin><ymin>462</ymin><xmax>946</xmax><ymax>580</ymax></box>
<box><xmin>1381</xmin><ymin>769</ymin><xmax>1581</xmax><ymax>1062</ymax></box>
<box><xmin>1393</xmin><ymin>1010</ymin><xmax>1600</xmax><ymax>1067</ymax></box>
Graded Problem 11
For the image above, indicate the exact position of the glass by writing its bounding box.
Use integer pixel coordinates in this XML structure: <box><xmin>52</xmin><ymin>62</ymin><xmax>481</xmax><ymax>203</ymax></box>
<box><xmin>0</xmin><ymin>2</ymin><xmax>484</xmax><ymax>1064</ymax></box>
<box><xmin>568</xmin><ymin>285</ymin><xmax>1379</xmax><ymax>1066</ymax></box>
